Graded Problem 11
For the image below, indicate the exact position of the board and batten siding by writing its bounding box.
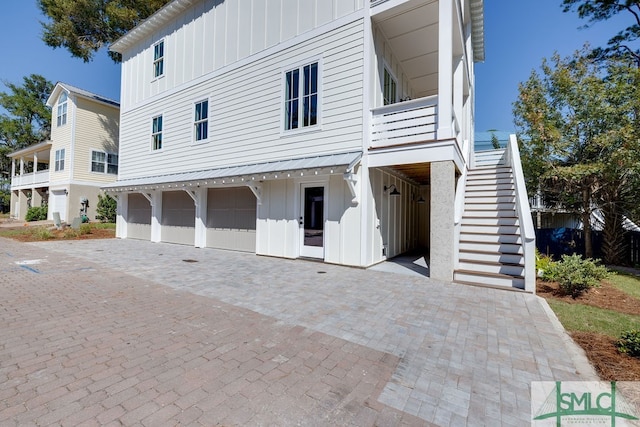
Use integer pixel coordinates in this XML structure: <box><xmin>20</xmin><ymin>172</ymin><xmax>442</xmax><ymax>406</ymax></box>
<box><xmin>71</xmin><ymin>97</ymin><xmax>120</xmax><ymax>184</ymax></box>
<box><xmin>119</xmin><ymin>0</ymin><xmax>364</xmax><ymax>107</ymax></box>
<box><xmin>118</xmin><ymin>18</ymin><xmax>365</xmax><ymax>180</ymax></box>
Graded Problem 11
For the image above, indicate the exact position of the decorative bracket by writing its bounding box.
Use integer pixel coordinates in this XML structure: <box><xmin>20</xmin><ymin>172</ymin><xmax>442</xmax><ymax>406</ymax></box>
<box><xmin>183</xmin><ymin>188</ymin><xmax>199</xmax><ymax>208</ymax></box>
<box><xmin>139</xmin><ymin>192</ymin><xmax>154</xmax><ymax>207</ymax></box>
<box><xmin>343</xmin><ymin>172</ymin><xmax>359</xmax><ymax>204</ymax></box>
<box><xmin>246</xmin><ymin>183</ymin><xmax>262</xmax><ymax>205</ymax></box>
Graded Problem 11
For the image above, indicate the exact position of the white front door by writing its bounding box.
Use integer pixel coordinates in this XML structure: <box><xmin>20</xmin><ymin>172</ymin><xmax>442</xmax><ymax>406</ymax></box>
<box><xmin>299</xmin><ymin>183</ymin><xmax>326</xmax><ymax>259</ymax></box>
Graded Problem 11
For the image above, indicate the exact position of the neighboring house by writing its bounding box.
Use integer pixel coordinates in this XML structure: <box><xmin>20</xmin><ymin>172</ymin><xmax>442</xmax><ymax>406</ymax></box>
<box><xmin>8</xmin><ymin>83</ymin><xmax>120</xmax><ymax>222</ymax></box>
<box><xmin>105</xmin><ymin>0</ymin><xmax>535</xmax><ymax>291</ymax></box>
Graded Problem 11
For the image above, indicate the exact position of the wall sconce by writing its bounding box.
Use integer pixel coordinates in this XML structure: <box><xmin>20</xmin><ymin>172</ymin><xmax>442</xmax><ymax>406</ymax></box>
<box><xmin>384</xmin><ymin>184</ymin><xmax>401</xmax><ymax>196</ymax></box>
<box><xmin>417</xmin><ymin>196</ymin><xmax>426</xmax><ymax>204</ymax></box>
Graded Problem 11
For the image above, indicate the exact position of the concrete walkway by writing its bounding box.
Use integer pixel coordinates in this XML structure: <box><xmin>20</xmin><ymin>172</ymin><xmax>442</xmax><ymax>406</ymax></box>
<box><xmin>0</xmin><ymin>238</ymin><xmax>597</xmax><ymax>426</ymax></box>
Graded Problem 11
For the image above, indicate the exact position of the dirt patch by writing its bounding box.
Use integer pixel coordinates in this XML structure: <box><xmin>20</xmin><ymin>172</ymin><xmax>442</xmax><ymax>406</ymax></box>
<box><xmin>537</xmin><ymin>279</ymin><xmax>640</xmax><ymax>317</ymax></box>
<box><xmin>571</xmin><ymin>332</ymin><xmax>640</xmax><ymax>381</ymax></box>
<box><xmin>538</xmin><ymin>278</ymin><xmax>640</xmax><ymax>381</ymax></box>
<box><xmin>1</xmin><ymin>226</ymin><xmax>115</xmax><ymax>242</ymax></box>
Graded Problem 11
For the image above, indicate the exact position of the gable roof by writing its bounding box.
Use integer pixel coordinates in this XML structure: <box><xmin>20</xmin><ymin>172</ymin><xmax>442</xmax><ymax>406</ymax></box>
<box><xmin>46</xmin><ymin>82</ymin><xmax>120</xmax><ymax>109</ymax></box>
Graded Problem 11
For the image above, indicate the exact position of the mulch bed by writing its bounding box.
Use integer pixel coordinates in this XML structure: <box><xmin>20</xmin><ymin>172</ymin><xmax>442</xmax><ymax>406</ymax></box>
<box><xmin>537</xmin><ymin>279</ymin><xmax>640</xmax><ymax>381</ymax></box>
<box><xmin>1</xmin><ymin>226</ymin><xmax>115</xmax><ymax>242</ymax></box>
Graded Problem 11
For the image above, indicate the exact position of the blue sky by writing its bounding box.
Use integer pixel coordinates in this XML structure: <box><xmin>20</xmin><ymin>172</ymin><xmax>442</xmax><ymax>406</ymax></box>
<box><xmin>0</xmin><ymin>1</ymin><xmax>630</xmax><ymax>133</ymax></box>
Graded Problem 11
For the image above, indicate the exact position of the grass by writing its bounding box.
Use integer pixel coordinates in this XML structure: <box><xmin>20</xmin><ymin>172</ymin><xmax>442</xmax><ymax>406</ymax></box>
<box><xmin>0</xmin><ymin>227</ymin><xmax>31</xmax><ymax>238</ymax></box>
<box><xmin>91</xmin><ymin>222</ymin><xmax>116</xmax><ymax>230</ymax></box>
<box><xmin>606</xmin><ymin>271</ymin><xmax>640</xmax><ymax>300</ymax></box>
<box><xmin>548</xmin><ymin>299</ymin><xmax>640</xmax><ymax>338</ymax></box>
<box><xmin>0</xmin><ymin>222</ymin><xmax>116</xmax><ymax>241</ymax></box>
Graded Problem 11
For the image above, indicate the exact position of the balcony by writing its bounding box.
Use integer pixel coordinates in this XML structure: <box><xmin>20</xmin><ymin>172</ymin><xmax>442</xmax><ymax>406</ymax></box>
<box><xmin>11</xmin><ymin>170</ymin><xmax>50</xmax><ymax>189</ymax></box>
<box><xmin>370</xmin><ymin>96</ymin><xmax>438</xmax><ymax>149</ymax></box>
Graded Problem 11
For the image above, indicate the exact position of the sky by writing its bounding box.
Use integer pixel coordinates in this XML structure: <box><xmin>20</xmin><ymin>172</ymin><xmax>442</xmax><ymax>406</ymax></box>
<box><xmin>0</xmin><ymin>1</ymin><xmax>631</xmax><ymax>134</ymax></box>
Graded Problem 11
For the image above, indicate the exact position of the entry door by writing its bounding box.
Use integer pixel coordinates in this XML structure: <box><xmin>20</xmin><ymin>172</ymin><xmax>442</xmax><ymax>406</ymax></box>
<box><xmin>299</xmin><ymin>184</ymin><xmax>326</xmax><ymax>259</ymax></box>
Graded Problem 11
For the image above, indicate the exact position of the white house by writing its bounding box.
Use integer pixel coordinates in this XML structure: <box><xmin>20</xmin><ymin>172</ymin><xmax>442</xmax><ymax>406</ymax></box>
<box><xmin>9</xmin><ymin>83</ymin><xmax>120</xmax><ymax>223</ymax></box>
<box><xmin>106</xmin><ymin>0</ymin><xmax>535</xmax><ymax>291</ymax></box>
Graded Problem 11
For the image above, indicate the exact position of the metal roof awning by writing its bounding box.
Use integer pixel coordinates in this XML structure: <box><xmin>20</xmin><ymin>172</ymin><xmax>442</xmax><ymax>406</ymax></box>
<box><xmin>104</xmin><ymin>151</ymin><xmax>363</xmax><ymax>192</ymax></box>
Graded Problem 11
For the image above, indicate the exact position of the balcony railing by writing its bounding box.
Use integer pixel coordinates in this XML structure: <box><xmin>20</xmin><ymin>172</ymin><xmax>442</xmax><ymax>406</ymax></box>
<box><xmin>11</xmin><ymin>170</ymin><xmax>50</xmax><ymax>188</ymax></box>
<box><xmin>370</xmin><ymin>95</ymin><xmax>438</xmax><ymax>149</ymax></box>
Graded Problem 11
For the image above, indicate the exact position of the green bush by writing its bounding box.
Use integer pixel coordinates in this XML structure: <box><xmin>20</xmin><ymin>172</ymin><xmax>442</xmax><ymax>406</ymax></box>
<box><xmin>617</xmin><ymin>330</ymin><xmax>640</xmax><ymax>358</ymax></box>
<box><xmin>25</xmin><ymin>206</ymin><xmax>48</xmax><ymax>221</ymax></box>
<box><xmin>536</xmin><ymin>250</ymin><xmax>554</xmax><ymax>277</ymax></box>
<box><xmin>542</xmin><ymin>254</ymin><xmax>610</xmax><ymax>298</ymax></box>
<box><xmin>31</xmin><ymin>226</ymin><xmax>53</xmax><ymax>240</ymax></box>
<box><xmin>95</xmin><ymin>194</ymin><xmax>117</xmax><ymax>223</ymax></box>
<box><xmin>79</xmin><ymin>223</ymin><xmax>92</xmax><ymax>235</ymax></box>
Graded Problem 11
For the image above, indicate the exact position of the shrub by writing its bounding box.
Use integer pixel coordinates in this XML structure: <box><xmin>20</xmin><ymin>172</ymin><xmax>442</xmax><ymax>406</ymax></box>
<box><xmin>536</xmin><ymin>250</ymin><xmax>554</xmax><ymax>277</ymax></box>
<box><xmin>31</xmin><ymin>226</ymin><xmax>53</xmax><ymax>240</ymax></box>
<box><xmin>79</xmin><ymin>223</ymin><xmax>92</xmax><ymax>235</ymax></box>
<box><xmin>96</xmin><ymin>193</ymin><xmax>116</xmax><ymax>223</ymax></box>
<box><xmin>25</xmin><ymin>206</ymin><xmax>48</xmax><ymax>221</ymax></box>
<box><xmin>542</xmin><ymin>254</ymin><xmax>609</xmax><ymax>298</ymax></box>
<box><xmin>617</xmin><ymin>330</ymin><xmax>640</xmax><ymax>358</ymax></box>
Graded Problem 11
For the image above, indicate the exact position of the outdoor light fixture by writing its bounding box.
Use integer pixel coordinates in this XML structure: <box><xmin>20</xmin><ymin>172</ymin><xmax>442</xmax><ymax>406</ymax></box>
<box><xmin>384</xmin><ymin>184</ymin><xmax>401</xmax><ymax>196</ymax></box>
<box><xmin>417</xmin><ymin>196</ymin><xmax>426</xmax><ymax>204</ymax></box>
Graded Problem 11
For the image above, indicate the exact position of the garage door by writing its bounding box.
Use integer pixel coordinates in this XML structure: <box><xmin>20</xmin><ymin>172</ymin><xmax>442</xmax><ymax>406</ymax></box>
<box><xmin>49</xmin><ymin>190</ymin><xmax>67</xmax><ymax>222</ymax></box>
<box><xmin>206</xmin><ymin>187</ymin><xmax>256</xmax><ymax>252</ymax></box>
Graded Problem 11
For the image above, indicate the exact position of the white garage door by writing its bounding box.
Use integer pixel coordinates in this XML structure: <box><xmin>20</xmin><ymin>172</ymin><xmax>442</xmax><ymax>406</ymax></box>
<box><xmin>49</xmin><ymin>190</ymin><xmax>67</xmax><ymax>222</ymax></box>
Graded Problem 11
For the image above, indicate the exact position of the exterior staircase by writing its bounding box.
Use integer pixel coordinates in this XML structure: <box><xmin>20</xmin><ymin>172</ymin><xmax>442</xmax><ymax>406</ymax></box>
<box><xmin>454</xmin><ymin>149</ymin><xmax>527</xmax><ymax>290</ymax></box>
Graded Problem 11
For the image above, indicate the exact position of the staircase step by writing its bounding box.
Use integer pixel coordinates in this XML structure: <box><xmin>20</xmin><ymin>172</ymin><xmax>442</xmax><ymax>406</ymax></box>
<box><xmin>464</xmin><ymin>189</ymin><xmax>516</xmax><ymax>198</ymax></box>
<box><xmin>464</xmin><ymin>202</ymin><xmax>516</xmax><ymax>211</ymax></box>
<box><xmin>462</xmin><ymin>209</ymin><xmax>518</xmax><ymax>218</ymax></box>
<box><xmin>453</xmin><ymin>270</ymin><xmax>525</xmax><ymax>289</ymax></box>
<box><xmin>467</xmin><ymin>173</ymin><xmax>513</xmax><ymax>183</ymax></box>
<box><xmin>460</xmin><ymin>224</ymin><xmax>520</xmax><ymax>235</ymax></box>
<box><xmin>459</xmin><ymin>241</ymin><xmax>523</xmax><ymax>254</ymax></box>
<box><xmin>459</xmin><ymin>232</ymin><xmax>522</xmax><ymax>244</ymax></box>
<box><xmin>458</xmin><ymin>261</ymin><xmax>525</xmax><ymax>276</ymax></box>
<box><xmin>465</xmin><ymin>183</ymin><xmax>515</xmax><ymax>192</ymax></box>
<box><xmin>459</xmin><ymin>250</ymin><xmax>524</xmax><ymax>264</ymax></box>
<box><xmin>461</xmin><ymin>216</ymin><xmax>520</xmax><ymax>226</ymax></box>
<box><xmin>464</xmin><ymin>195</ymin><xmax>516</xmax><ymax>204</ymax></box>
<box><xmin>466</xmin><ymin>177</ymin><xmax>513</xmax><ymax>186</ymax></box>
<box><xmin>468</xmin><ymin>166</ymin><xmax>512</xmax><ymax>176</ymax></box>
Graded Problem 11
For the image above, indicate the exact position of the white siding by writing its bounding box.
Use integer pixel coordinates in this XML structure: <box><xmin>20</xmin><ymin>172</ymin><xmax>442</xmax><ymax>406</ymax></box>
<box><xmin>119</xmin><ymin>18</ymin><xmax>365</xmax><ymax>180</ymax></box>
<box><xmin>119</xmin><ymin>0</ymin><xmax>364</xmax><ymax>107</ymax></box>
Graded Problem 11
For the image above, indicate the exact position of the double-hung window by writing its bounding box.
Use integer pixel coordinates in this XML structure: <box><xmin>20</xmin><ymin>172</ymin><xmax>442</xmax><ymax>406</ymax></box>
<box><xmin>194</xmin><ymin>100</ymin><xmax>209</xmax><ymax>142</ymax></box>
<box><xmin>91</xmin><ymin>151</ymin><xmax>119</xmax><ymax>174</ymax></box>
<box><xmin>383</xmin><ymin>67</ymin><xmax>397</xmax><ymax>106</ymax></box>
<box><xmin>284</xmin><ymin>61</ymin><xmax>319</xmax><ymax>131</ymax></box>
<box><xmin>57</xmin><ymin>92</ymin><xmax>68</xmax><ymax>126</ymax></box>
<box><xmin>54</xmin><ymin>148</ymin><xmax>65</xmax><ymax>171</ymax></box>
<box><xmin>152</xmin><ymin>115</ymin><xmax>163</xmax><ymax>150</ymax></box>
<box><xmin>153</xmin><ymin>40</ymin><xmax>164</xmax><ymax>78</ymax></box>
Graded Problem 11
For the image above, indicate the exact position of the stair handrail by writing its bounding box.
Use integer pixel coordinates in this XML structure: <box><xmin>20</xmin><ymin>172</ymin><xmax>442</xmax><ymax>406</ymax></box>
<box><xmin>453</xmin><ymin>140</ymin><xmax>470</xmax><ymax>270</ymax></box>
<box><xmin>506</xmin><ymin>134</ymin><xmax>536</xmax><ymax>292</ymax></box>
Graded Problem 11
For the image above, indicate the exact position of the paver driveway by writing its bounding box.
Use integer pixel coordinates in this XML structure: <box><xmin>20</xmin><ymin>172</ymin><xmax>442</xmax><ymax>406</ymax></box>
<box><xmin>0</xmin><ymin>237</ymin><xmax>596</xmax><ymax>426</ymax></box>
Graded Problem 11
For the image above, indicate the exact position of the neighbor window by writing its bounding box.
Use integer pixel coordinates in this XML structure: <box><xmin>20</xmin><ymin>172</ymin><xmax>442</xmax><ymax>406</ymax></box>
<box><xmin>194</xmin><ymin>99</ymin><xmax>209</xmax><ymax>142</ymax></box>
<box><xmin>55</xmin><ymin>148</ymin><xmax>65</xmax><ymax>171</ymax></box>
<box><xmin>383</xmin><ymin>67</ymin><xmax>397</xmax><ymax>105</ymax></box>
<box><xmin>284</xmin><ymin>61</ymin><xmax>318</xmax><ymax>131</ymax></box>
<box><xmin>91</xmin><ymin>150</ymin><xmax>118</xmax><ymax>174</ymax></box>
<box><xmin>152</xmin><ymin>115</ymin><xmax>163</xmax><ymax>150</ymax></box>
<box><xmin>57</xmin><ymin>92</ymin><xmax>68</xmax><ymax>126</ymax></box>
<box><xmin>153</xmin><ymin>40</ymin><xmax>164</xmax><ymax>78</ymax></box>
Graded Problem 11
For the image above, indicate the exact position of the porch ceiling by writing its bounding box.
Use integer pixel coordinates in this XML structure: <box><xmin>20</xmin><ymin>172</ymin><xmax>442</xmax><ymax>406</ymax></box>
<box><xmin>390</xmin><ymin>163</ymin><xmax>431</xmax><ymax>185</ymax></box>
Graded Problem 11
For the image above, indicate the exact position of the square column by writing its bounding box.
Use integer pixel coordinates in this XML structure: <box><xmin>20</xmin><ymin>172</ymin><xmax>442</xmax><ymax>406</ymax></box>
<box><xmin>430</xmin><ymin>161</ymin><xmax>455</xmax><ymax>281</ymax></box>
<box><xmin>151</xmin><ymin>191</ymin><xmax>162</xmax><ymax>243</ymax></box>
<box><xmin>116</xmin><ymin>193</ymin><xmax>128</xmax><ymax>239</ymax></box>
<box><xmin>437</xmin><ymin>0</ymin><xmax>453</xmax><ymax>139</ymax></box>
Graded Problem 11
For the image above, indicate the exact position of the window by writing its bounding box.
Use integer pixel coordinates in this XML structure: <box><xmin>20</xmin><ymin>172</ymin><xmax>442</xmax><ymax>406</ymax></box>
<box><xmin>57</xmin><ymin>92</ymin><xmax>68</xmax><ymax>126</ymax></box>
<box><xmin>54</xmin><ymin>148</ymin><xmax>65</xmax><ymax>171</ymax></box>
<box><xmin>91</xmin><ymin>151</ymin><xmax>119</xmax><ymax>174</ymax></box>
<box><xmin>383</xmin><ymin>67</ymin><xmax>397</xmax><ymax>105</ymax></box>
<box><xmin>284</xmin><ymin>61</ymin><xmax>318</xmax><ymax>131</ymax></box>
<box><xmin>152</xmin><ymin>115</ymin><xmax>163</xmax><ymax>150</ymax></box>
<box><xmin>194</xmin><ymin>100</ymin><xmax>209</xmax><ymax>142</ymax></box>
<box><xmin>153</xmin><ymin>40</ymin><xmax>164</xmax><ymax>78</ymax></box>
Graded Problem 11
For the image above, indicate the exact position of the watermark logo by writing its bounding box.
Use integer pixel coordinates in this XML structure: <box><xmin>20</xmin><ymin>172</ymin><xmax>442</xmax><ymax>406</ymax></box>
<box><xmin>532</xmin><ymin>381</ymin><xmax>640</xmax><ymax>426</ymax></box>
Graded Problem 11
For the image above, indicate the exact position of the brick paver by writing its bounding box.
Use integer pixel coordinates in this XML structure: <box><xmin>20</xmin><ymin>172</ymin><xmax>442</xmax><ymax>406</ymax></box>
<box><xmin>0</xmin><ymin>237</ymin><xmax>597</xmax><ymax>425</ymax></box>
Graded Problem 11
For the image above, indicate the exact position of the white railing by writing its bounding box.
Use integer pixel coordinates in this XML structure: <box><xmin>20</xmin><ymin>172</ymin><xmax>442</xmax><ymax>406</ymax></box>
<box><xmin>11</xmin><ymin>170</ymin><xmax>50</xmax><ymax>188</ymax></box>
<box><xmin>506</xmin><ymin>134</ymin><xmax>536</xmax><ymax>293</ymax></box>
<box><xmin>473</xmin><ymin>149</ymin><xmax>506</xmax><ymax>168</ymax></box>
<box><xmin>370</xmin><ymin>95</ymin><xmax>438</xmax><ymax>148</ymax></box>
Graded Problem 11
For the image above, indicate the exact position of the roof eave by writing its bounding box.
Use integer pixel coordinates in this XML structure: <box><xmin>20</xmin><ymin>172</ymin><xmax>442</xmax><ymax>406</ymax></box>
<box><xmin>470</xmin><ymin>0</ymin><xmax>485</xmax><ymax>63</ymax></box>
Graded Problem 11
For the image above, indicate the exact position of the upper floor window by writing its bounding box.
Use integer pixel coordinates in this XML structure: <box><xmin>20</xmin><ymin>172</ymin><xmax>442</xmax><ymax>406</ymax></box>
<box><xmin>194</xmin><ymin>100</ymin><xmax>209</xmax><ymax>142</ymax></box>
<box><xmin>57</xmin><ymin>92</ymin><xmax>68</xmax><ymax>127</ymax></box>
<box><xmin>91</xmin><ymin>150</ymin><xmax>118</xmax><ymax>174</ymax></box>
<box><xmin>54</xmin><ymin>148</ymin><xmax>65</xmax><ymax>171</ymax></box>
<box><xmin>152</xmin><ymin>115</ymin><xmax>163</xmax><ymax>150</ymax></box>
<box><xmin>284</xmin><ymin>61</ymin><xmax>319</xmax><ymax>131</ymax></box>
<box><xmin>383</xmin><ymin>67</ymin><xmax>397</xmax><ymax>105</ymax></box>
<box><xmin>153</xmin><ymin>40</ymin><xmax>164</xmax><ymax>78</ymax></box>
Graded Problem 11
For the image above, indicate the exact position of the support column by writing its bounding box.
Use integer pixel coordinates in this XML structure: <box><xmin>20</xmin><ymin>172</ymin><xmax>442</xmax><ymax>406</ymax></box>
<box><xmin>116</xmin><ymin>193</ymin><xmax>128</xmax><ymax>239</ymax></box>
<box><xmin>151</xmin><ymin>191</ymin><xmax>162</xmax><ymax>243</ymax></box>
<box><xmin>430</xmin><ymin>161</ymin><xmax>456</xmax><ymax>281</ymax></box>
<box><xmin>11</xmin><ymin>159</ymin><xmax>15</xmax><ymax>177</ymax></box>
<box><xmin>437</xmin><ymin>0</ymin><xmax>453</xmax><ymax>140</ymax></box>
<box><xmin>194</xmin><ymin>188</ymin><xmax>207</xmax><ymax>248</ymax></box>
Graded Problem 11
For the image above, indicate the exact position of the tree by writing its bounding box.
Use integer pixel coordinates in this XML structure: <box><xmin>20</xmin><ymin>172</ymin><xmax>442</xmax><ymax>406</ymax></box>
<box><xmin>96</xmin><ymin>193</ymin><xmax>117</xmax><ymax>223</ymax></box>
<box><xmin>562</xmin><ymin>0</ymin><xmax>640</xmax><ymax>66</ymax></box>
<box><xmin>513</xmin><ymin>49</ymin><xmax>640</xmax><ymax>263</ymax></box>
<box><xmin>0</xmin><ymin>74</ymin><xmax>53</xmax><ymax>179</ymax></box>
<box><xmin>38</xmin><ymin>0</ymin><xmax>171</xmax><ymax>62</ymax></box>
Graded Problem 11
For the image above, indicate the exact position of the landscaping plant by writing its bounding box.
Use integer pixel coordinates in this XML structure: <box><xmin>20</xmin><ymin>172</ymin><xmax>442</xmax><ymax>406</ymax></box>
<box><xmin>95</xmin><ymin>194</ymin><xmax>116</xmax><ymax>223</ymax></box>
<box><xmin>25</xmin><ymin>206</ymin><xmax>48</xmax><ymax>221</ymax></box>
<box><xmin>617</xmin><ymin>330</ymin><xmax>640</xmax><ymax>358</ymax></box>
<box><xmin>542</xmin><ymin>254</ymin><xmax>610</xmax><ymax>298</ymax></box>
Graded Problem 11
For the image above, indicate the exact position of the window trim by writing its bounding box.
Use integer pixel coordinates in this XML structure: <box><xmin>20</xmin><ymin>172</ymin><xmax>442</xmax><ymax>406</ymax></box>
<box><xmin>151</xmin><ymin>114</ymin><xmax>164</xmax><ymax>152</ymax></box>
<box><xmin>90</xmin><ymin>149</ymin><xmax>118</xmax><ymax>175</ymax></box>
<box><xmin>54</xmin><ymin>148</ymin><xmax>65</xmax><ymax>172</ymax></box>
<box><xmin>192</xmin><ymin>98</ymin><xmax>210</xmax><ymax>144</ymax></box>
<box><xmin>56</xmin><ymin>92</ymin><xmax>68</xmax><ymax>127</ymax></box>
<box><xmin>383</xmin><ymin>64</ymin><xmax>398</xmax><ymax>106</ymax></box>
<box><xmin>281</xmin><ymin>57</ymin><xmax>322</xmax><ymax>136</ymax></box>
<box><xmin>153</xmin><ymin>39</ymin><xmax>165</xmax><ymax>79</ymax></box>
